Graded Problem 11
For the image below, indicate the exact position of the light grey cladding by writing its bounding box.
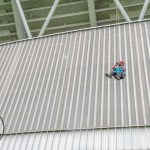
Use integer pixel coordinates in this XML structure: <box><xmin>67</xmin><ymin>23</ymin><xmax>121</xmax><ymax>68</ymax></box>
<box><xmin>0</xmin><ymin>20</ymin><xmax>150</xmax><ymax>134</ymax></box>
<box><xmin>0</xmin><ymin>128</ymin><xmax>150</xmax><ymax>150</ymax></box>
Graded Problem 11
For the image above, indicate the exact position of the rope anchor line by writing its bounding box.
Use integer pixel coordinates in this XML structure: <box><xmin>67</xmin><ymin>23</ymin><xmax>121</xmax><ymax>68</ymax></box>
<box><xmin>0</xmin><ymin>116</ymin><xmax>4</xmax><ymax>140</ymax></box>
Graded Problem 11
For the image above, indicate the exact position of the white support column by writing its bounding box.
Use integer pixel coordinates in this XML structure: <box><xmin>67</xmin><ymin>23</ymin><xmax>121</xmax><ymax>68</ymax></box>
<box><xmin>114</xmin><ymin>0</ymin><xmax>131</xmax><ymax>22</ymax></box>
<box><xmin>87</xmin><ymin>0</ymin><xmax>97</xmax><ymax>27</ymax></box>
<box><xmin>15</xmin><ymin>0</ymin><xmax>32</xmax><ymax>38</ymax></box>
<box><xmin>38</xmin><ymin>0</ymin><xmax>60</xmax><ymax>36</ymax></box>
<box><xmin>11</xmin><ymin>0</ymin><xmax>26</xmax><ymax>39</ymax></box>
<box><xmin>139</xmin><ymin>0</ymin><xmax>150</xmax><ymax>20</ymax></box>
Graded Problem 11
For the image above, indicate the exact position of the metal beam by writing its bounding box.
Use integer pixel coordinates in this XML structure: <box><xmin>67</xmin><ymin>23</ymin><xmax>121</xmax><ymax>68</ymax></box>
<box><xmin>11</xmin><ymin>0</ymin><xmax>26</xmax><ymax>39</ymax></box>
<box><xmin>114</xmin><ymin>0</ymin><xmax>131</xmax><ymax>22</ymax></box>
<box><xmin>38</xmin><ymin>0</ymin><xmax>60</xmax><ymax>36</ymax></box>
<box><xmin>139</xmin><ymin>0</ymin><xmax>150</xmax><ymax>20</ymax></box>
<box><xmin>87</xmin><ymin>0</ymin><xmax>97</xmax><ymax>27</ymax></box>
<box><xmin>15</xmin><ymin>0</ymin><xmax>32</xmax><ymax>38</ymax></box>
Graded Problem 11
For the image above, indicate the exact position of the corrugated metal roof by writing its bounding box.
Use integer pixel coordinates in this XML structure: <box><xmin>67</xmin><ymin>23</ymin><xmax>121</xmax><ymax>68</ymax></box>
<box><xmin>0</xmin><ymin>20</ymin><xmax>150</xmax><ymax>134</ymax></box>
<box><xmin>0</xmin><ymin>127</ymin><xmax>150</xmax><ymax>150</ymax></box>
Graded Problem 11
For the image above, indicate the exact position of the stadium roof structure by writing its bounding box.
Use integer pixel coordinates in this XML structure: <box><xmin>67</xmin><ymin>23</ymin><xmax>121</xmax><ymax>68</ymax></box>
<box><xmin>0</xmin><ymin>0</ymin><xmax>150</xmax><ymax>44</ymax></box>
<box><xmin>0</xmin><ymin>19</ymin><xmax>150</xmax><ymax>149</ymax></box>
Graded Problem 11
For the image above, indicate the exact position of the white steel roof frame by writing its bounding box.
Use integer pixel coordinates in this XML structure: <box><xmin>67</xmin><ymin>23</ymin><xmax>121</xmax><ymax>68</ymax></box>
<box><xmin>114</xmin><ymin>0</ymin><xmax>131</xmax><ymax>22</ymax></box>
<box><xmin>14</xmin><ymin>0</ymin><xmax>150</xmax><ymax>39</ymax></box>
<box><xmin>0</xmin><ymin>19</ymin><xmax>150</xmax><ymax>47</ymax></box>
<box><xmin>38</xmin><ymin>0</ymin><xmax>60</xmax><ymax>36</ymax></box>
<box><xmin>114</xmin><ymin>0</ymin><xmax>150</xmax><ymax>22</ymax></box>
<box><xmin>87</xmin><ymin>0</ymin><xmax>97</xmax><ymax>27</ymax></box>
<box><xmin>139</xmin><ymin>0</ymin><xmax>150</xmax><ymax>20</ymax></box>
<box><xmin>15</xmin><ymin>0</ymin><xmax>32</xmax><ymax>38</ymax></box>
<box><xmin>15</xmin><ymin>0</ymin><xmax>60</xmax><ymax>38</ymax></box>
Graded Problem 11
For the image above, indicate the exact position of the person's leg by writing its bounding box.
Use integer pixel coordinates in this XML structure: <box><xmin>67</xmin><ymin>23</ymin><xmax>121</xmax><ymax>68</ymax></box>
<box><xmin>105</xmin><ymin>73</ymin><xmax>112</xmax><ymax>78</ymax></box>
<box><xmin>113</xmin><ymin>72</ymin><xmax>121</xmax><ymax>80</ymax></box>
<box><xmin>110</xmin><ymin>71</ymin><xmax>117</xmax><ymax>76</ymax></box>
<box><xmin>119</xmin><ymin>73</ymin><xmax>125</xmax><ymax>79</ymax></box>
<box><xmin>114</xmin><ymin>75</ymin><xmax>120</xmax><ymax>80</ymax></box>
<box><xmin>105</xmin><ymin>71</ymin><xmax>117</xmax><ymax>78</ymax></box>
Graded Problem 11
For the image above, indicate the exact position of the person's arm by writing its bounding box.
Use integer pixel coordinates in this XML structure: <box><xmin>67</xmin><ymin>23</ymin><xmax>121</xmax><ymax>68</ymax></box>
<box><xmin>112</xmin><ymin>62</ymin><xmax>118</xmax><ymax>70</ymax></box>
<box><xmin>122</xmin><ymin>67</ymin><xmax>126</xmax><ymax>72</ymax></box>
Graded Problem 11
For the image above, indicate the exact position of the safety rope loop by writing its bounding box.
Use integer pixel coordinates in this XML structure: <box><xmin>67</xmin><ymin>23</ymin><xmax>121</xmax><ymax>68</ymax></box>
<box><xmin>0</xmin><ymin>116</ymin><xmax>4</xmax><ymax>140</ymax></box>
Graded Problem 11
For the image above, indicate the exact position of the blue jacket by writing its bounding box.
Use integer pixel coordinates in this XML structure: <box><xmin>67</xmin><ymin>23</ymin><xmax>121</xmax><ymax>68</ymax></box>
<box><xmin>112</xmin><ymin>65</ymin><xmax>126</xmax><ymax>74</ymax></box>
<box><xmin>115</xmin><ymin>67</ymin><xmax>124</xmax><ymax>73</ymax></box>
